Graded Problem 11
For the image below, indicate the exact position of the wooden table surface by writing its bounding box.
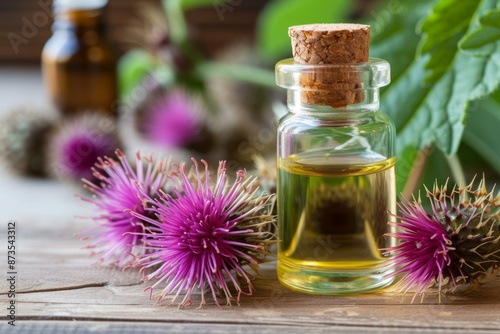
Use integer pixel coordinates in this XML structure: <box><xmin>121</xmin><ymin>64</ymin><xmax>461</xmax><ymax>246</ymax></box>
<box><xmin>1</xmin><ymin>217</ymin><xmax>500</xmax><ymax>334</ymax></box>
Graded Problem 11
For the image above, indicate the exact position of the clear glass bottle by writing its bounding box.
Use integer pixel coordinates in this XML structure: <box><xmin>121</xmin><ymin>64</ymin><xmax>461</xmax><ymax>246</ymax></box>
<box><xmin>275</xmin><ymin>58</ymin><xmax>396</xmax><ymax>294</ymax></box>
<box><xmin>42</xmin><ymin>0</ymin><xmax>117</xmax><ymax>117</ymax></box>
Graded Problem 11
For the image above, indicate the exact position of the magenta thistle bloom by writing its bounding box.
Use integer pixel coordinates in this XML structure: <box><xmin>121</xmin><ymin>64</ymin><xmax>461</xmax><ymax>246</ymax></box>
<box><xmin>384</xmin><ymin>196</ymin><xmax>454</xmax><ymax>301</ymax></box>
<box><xmin>130</xmin><ymin>159</ymin><xmax>275</xmax><ymax>307</ymax></box>
<box><xmin>80</xmin><ymin>149</ymin><xmax>170</xmax><ymax>266</ymax></box>
<box><xmin>48</xmin><ymin>112</ymin><xmax>121</xmax><ymax>182</ymax></box>
<box><xmin>384</xmin><ymin>178</ymin><xmax>500</xmax><ymax>302</ymax></box>
<box><xmin>139</xmin><ymin>89</ymin><xmax>206</xmax><ymax>148</ymax></box>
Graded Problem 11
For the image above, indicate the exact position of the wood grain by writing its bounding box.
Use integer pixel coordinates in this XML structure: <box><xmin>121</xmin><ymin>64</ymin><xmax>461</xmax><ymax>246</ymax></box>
<box><xmin>1</xmin><ymin>218</ymin><xmax>500</xmax><ymax>333</ymax></box>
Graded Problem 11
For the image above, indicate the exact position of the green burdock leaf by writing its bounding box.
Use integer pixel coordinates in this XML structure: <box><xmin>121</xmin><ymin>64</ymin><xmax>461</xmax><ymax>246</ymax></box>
<box><xmin>372</xmin><ymin>0</ymin><xmax>500</xmax><ymax>194</ymax></box>
<box><xmin>463</xmin><ymin>96</ymin><xmax>500</xmax><ymax>176</ymax></box>
<box><xmin>370</xmin><ymin>0</ymin><xmax>436</xmax><ymax>193</ymax></box>
<box><xmin>480</xmin><ymin>7</ymin><xmax>500</xmax><ymax>27</ymax></box>
<box><xmin>418</xmin><ymin>0</ymin><xmax>480</xmax><ymax>82</ymax></box>
<box><xmin>369</xmin><ymin>0</ymin><xmax>426</xmax><ymax>83</ymax></box>
<box><xmin>460</xmin><ymin>7</ymin><xmax>500</xmax><ymax>56</ymax></box>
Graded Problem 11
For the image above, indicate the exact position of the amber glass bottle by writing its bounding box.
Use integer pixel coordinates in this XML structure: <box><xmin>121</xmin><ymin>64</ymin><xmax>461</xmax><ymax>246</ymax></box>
<box><xmin>42</xmin><ymin>0</ymin><xmax>117</xmax><ymax>117</ymax></box>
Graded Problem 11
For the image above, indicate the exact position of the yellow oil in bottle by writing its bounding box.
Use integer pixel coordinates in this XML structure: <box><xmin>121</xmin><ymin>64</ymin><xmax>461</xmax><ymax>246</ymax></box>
<box><xmin>277</xmin><ymin>152</ymin><xmax>396</xmax><ymax>294</ymax></box>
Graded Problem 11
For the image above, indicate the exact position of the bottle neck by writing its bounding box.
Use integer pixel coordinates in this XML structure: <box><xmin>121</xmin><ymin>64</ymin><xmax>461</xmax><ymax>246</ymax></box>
<box><xmin>53</xmin><ymin>8</ymin><xmax>105</xmax><ymax>34</ymax></box>
<box><xmin>286</xmin><ymin>88</ymin><xmax>380</xmax><ymax>115</ymax></box>
<box><xmin>276</xmin><ymin>58</ymin><xmax>390</xmax><ymax>116</ymax></box>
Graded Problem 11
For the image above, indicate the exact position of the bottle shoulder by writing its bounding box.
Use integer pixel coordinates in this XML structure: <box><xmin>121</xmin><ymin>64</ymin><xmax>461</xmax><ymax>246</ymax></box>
<box><xmin>42</xmin><ymin>31</ymin><xmax>116</xmax><ymax>64</ymax></box>
<box><xmin>42</xmin><ymin>32</ymin><xmax>77</xmax><ymax>53</ymax></box>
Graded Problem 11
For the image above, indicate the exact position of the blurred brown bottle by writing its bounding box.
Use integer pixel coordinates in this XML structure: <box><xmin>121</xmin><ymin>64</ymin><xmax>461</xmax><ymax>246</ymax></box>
<box><xmin>42</xmin><ymin>0</ymin><xmax>117</xmax><ymax>117</ymax></box>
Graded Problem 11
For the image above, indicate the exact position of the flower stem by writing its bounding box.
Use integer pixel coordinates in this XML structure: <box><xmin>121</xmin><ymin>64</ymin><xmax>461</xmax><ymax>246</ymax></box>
<box><xmin>402</xmin><ymin>147</ymin><xmax>430</xmax><ymax>199</ymax></box>
<box><xmin>446</xmin><ymin>154</ymin><xmax>465</xmax><ymax>184</ymax></box>
<box><xmin>195</xmin><ymin>62</ymin><xmax>277</xmax><ymax>89</ymax></box>
<box><xmin>163</xmin><ymin>0</ymin><xmax>188</xmax><ymax>44</ymax></box>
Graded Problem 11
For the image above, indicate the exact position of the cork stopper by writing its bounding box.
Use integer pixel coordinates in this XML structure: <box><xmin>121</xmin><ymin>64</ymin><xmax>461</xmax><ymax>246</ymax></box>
<box><xmin>288</xmin><ymin>24</ymin><xmax>370</xmax><ymax>107</ymax></box>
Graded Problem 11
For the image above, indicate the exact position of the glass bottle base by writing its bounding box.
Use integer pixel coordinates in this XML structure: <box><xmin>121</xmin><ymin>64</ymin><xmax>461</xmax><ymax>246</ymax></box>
<box><xmin>277</xmin><ymin>259</ymin><xmax>394</xmax><ymax>295</ymax></box>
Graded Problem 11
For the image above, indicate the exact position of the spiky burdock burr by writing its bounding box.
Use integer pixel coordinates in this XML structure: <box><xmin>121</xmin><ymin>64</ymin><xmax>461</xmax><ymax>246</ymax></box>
<box><xmin>129</xmin><ymin>159</ymin><xmax>276</xmax><ymax>307</ymax></box>
<box><xmin>0</xmin><ymin>108</ymin><xmax>55</xmax><ymax>177</ymax></box>
<box><xmin>47</xmin><ymin>112</ymin><xmax>122</xmax><ymax>183</ymax></box>
<box><xmin>384</xmin><ymin>177</ymin><xmax>500</xmax><ymax>301</ymax></box>
<box><xmin>78</xmin><ymin>150</ymin><xmax>170</xmax><ymax>266</ymax></box>
<box><xmin>135</xmin><ymin>88</ymin><xmax>213</xmax><ymax>153</ymax></box>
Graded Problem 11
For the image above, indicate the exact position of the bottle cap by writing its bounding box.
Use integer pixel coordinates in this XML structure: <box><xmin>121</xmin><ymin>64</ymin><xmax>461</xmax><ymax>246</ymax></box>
<box><xmin>289</xmin><ymin>24</ymin><xmax>370</xmax><ymax>64</ymax></box>
<box><xmin>285</xmin><ymin>23</ymin><xmax>372</xmax><ymax>108</ymax></box>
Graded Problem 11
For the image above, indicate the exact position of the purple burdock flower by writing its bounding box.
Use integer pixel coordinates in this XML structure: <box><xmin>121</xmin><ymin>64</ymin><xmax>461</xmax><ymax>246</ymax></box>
<box><xmin>384</xmin><ymin>196</ymin><xmax>454</xmax><ymax>302</ymax></box>
<box><xmin>48</xmin><ymin>112</ymin><xmax>121</xmax><ymax>182</ymax></box>
<box><xmin>384</xmin><ymin>178</ymin><xmax>500</xmax><ymax>302</ymax></box>
<box><xmin>139</xmin><ymin>89</ymin><xmax>206</xmax><ymax>148</ymax></box>
<box><xmin>130</xmin><ymin>159</ymin><xmax>275</xmax><ymax>307</ymax></box>
<box><xmin>79</xmin><ymin>149</ymin><xmax>170</xmax><ymax>266</ymax></box>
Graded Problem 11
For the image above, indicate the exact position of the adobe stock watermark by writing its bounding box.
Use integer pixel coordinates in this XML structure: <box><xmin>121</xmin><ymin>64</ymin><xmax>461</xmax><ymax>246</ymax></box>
<box><xmin>6</xmin><ymin>0</ymin><xmax>56</xmax><ymax>54</ymax></box>
<box><xmin>213</xmin><ymin>0</ymin><xmax>244</xmax><ymax>21</ymax></box>
<box><xmin>6</xmin><ymin>221</ymin><xmax>17</xmax><ymax>327</ymax></box>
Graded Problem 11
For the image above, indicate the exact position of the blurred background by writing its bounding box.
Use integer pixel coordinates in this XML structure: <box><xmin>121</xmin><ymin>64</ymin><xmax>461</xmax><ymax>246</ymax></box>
<box><xmin>0</xmin><ymin>0</ymin><xmax>377</xmax><ymax>63</ymax></box>
<box><xmin>1</xmin><ymin>0</ymin><xmax>499</xmax><ymax>221</ymax></box>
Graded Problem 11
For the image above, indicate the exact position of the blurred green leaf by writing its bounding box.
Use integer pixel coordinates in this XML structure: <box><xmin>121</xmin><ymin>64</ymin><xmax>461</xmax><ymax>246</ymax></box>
<box><xmin>118</xmin><ymin>49</ymin><xmax>174</xmax><ymax>98</ymax></box>
<box><xmin>257</xmin><ymin>0</ymin><xmax>353</xmax><ymax>61</ymax></box>
<box><xmin>418</xmin><ymin>0</ymin><xmax>479</xmax><ymax>54</ymax></box>
<box><xmin>418</xmin><ymin>0</ymin><xmax>480</xmax><ymax>82</ymax></box>
<box><xmin>480</xmin><ymin>7</ymin><xmax>500</xmax><ymax>27</ymax></box>
<box><xmin>462</xmin><ymin>97</ymin><xmax>500</xmax><ymax>176</ymax></box>
<box><xmin>178</xmin><ymin>0</ymin><xmax>216</xmax><ymax>9</ymax></box>
<box><xmin>460</xmin><ymin>26</ymin><xmax>500</xmax><ymax>55</ymax></box>
<box><xmin>118</xmin><ymin>49</ymin><xmax>156</xmax><ymax>98</ymax></box>
<box><xmin>493</xmin><ymin>86</ymin><xmax>500</xmax><ymax>103</ymax></box>
<box><xmin>460</xmin><ymin>7</ymin><xmax>500</xmax><ymax>56</ymax></box>
<box><xmin>370</xmin><ymin>0</ymin><xmax>432</xmax><ymax>83</ymax></box>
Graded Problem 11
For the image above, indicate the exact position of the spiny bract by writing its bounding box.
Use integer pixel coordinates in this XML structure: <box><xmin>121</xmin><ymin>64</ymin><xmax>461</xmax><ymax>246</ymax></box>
<box><xmin>385</xmin><ymin>177</ymin><xmax>500</xmax><ymax>301</ymax></box>
<box><xmin>0</xmin><ymin>108</ymin><xmax>54</xmax><ymax>177</ymax></box>
<box><xmin>436</xmin><ymin>178</ymin><xmax>500</xmax><ymax>284</ymax></box>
